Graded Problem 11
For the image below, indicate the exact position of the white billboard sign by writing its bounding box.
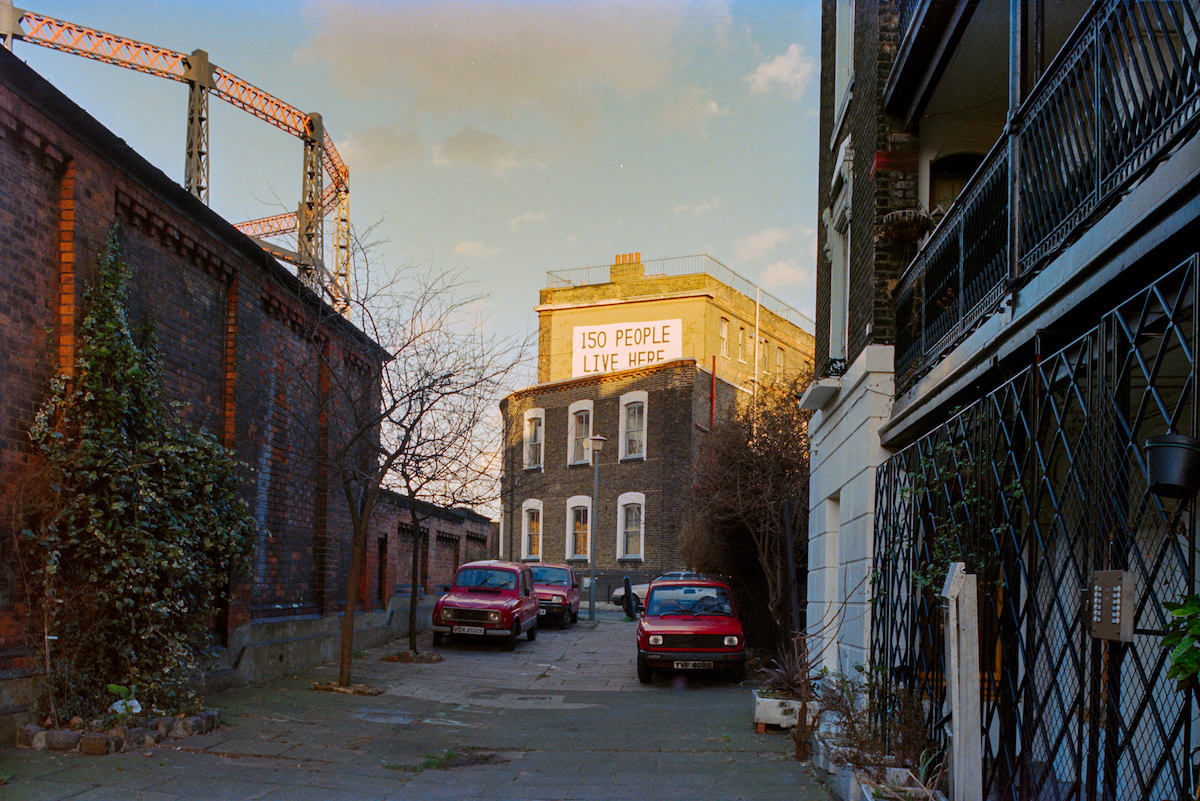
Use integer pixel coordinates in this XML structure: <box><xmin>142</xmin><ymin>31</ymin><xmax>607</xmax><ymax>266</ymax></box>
<box><xmin>572</xmin><ymin>319</ymin><xmax>683</xmax><ymax>377</ymax></box>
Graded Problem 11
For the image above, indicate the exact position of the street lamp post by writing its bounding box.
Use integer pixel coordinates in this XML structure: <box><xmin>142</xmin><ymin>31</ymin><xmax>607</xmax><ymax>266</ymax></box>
<box><xmin>587</xmin><ymin>435</ymin><xmax>606</xmax><ymax>621</ymax></box>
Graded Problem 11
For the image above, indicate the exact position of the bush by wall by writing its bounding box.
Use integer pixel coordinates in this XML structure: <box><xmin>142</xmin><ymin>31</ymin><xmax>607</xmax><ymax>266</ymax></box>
<box><xmin>22</xmin><ymin>228</ymin><xmax>257</xmax><ymax>722</ymax></box>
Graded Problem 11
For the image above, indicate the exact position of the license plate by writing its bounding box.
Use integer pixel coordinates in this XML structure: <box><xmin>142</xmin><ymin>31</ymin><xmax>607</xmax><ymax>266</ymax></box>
<box><xmin>538</xmin><ymin>608</ymin><xmax>547</xmax><ymax>615</ymax></box>
<box><xmin>673</xmin><ymin>660</ymin><xmax>713</xmax><ymax>670</ymax></box>
<box><xmin>453</xmin><ymin>625</ymin><xmax>484</xmax><ymax>635</ymax></box>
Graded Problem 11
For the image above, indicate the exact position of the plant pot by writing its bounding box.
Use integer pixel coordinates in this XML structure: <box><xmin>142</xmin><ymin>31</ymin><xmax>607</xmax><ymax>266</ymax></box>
<box><xmin>812</xmin><ymin>732</ymin><xmax>848</xmax><ymax>774</ymax></box>
<box><xmin>1146</xmin><ymin>434</ymin><xmax>1200</xmax><ymax>499</ymax></box>
<box><xmin>752</xmin><ymin>689</ymin><xmax>817</xmax><ymax>730</ymax></box>
<box><xmin>855</xmin><ymin>768</ymin><xmax>945</xmax><ymax>800</ymax></box>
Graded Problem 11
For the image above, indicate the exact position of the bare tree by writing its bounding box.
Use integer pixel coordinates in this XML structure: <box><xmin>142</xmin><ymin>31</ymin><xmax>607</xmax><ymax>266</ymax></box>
<box><xmin>683</xmin><ymin>373</ymin><xmax>812</xmax><ymax>652</ymax></box>
<box><xmin>282</xmin><ymin>235</ymin><xmax>528</xmax><ymax>686</ymax></box>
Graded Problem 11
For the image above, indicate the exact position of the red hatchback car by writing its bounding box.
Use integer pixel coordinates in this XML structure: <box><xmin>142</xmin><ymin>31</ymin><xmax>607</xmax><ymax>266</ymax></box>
<box><xmin>432</xmin><ymin>560</ymin><xmax>540</xmax><ymax>650</ymax></box>
<box><xmin>635</xmin><ymin>577</ymin><xmax>746</xmax><ymax>683</ymax></box>
<box><xmin>529</xmin><ymin>563</ymin><xmax>581</xmax><ymax>626</ymax></box>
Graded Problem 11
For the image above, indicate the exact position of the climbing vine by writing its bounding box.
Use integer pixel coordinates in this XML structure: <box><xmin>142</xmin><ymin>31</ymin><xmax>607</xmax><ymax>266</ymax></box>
<box><xmin>890</xmin><ymin>424</ymin><xmax>1020</xmax><ymax>593</ymax></box>
<box><xmin>22</xmin><ymin>227</ymin><xmax>257</xmax><ymax>721</ymax></box>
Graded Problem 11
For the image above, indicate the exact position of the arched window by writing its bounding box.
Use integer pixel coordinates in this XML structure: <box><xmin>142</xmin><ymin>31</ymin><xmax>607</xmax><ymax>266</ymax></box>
<box><xmin>521</xmin><ymin>499</ymin><xmax>543</xmax><ymax>560</ymax></box>
<box><xmin>616</xmin><ymin>492</ymin><xmax>645</xmax><ymax>560</ymax></box>
<box><xmin>565</xmin><ymin>495</ymin><xmax>591</xmax><ymax>560</ymax></box>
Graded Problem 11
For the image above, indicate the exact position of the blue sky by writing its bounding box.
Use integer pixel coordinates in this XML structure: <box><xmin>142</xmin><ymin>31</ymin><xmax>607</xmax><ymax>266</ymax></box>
<box><xmin>11</xmin><ymin>0</ymin><xmax>821</xmax><ymax>352</ymax></box>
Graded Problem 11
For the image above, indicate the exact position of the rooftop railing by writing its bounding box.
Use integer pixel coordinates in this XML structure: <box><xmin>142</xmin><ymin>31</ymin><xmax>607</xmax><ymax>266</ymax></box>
<box><xmin>895</xmin><ymin>0</ymin><xmax>1200</xmax><ymax>393</ymax></box>
<box><xmin>545</xmin><ymin>253</ymin><xmax>814</xmax><ymax>332</ymax></box>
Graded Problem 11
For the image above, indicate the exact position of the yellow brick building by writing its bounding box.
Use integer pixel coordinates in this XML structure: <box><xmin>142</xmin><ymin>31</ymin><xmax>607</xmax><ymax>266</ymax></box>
<box><xmin>500</xmin><ymin>253</ymin><xmax>814</xmax><ymax>603</ymax></box>
<box><xmin>536</xmin><ymin>253</ymin><xmax>814</xmax><ymax>392</ymax></box>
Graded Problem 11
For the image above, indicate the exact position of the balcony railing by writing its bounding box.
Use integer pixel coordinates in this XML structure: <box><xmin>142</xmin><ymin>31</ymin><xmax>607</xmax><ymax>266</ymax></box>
<box><xmin>895</xmin><ymin>0</ymin><xmax>1200</xmax><ymax>393</ymax></box>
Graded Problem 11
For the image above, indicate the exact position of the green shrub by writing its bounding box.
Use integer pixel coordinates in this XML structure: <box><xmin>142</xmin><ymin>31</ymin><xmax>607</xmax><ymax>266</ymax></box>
<box><xmin>23</xmin><ymin>227</ymin><xmax>257</xmax><ymax>721</ymax></box>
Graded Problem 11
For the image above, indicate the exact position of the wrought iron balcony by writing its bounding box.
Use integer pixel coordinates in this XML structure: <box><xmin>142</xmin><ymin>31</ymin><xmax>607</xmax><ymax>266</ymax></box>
<box><xmin>894</xmin><ymin>0</ymin><xmax>1200</xmax><ymax>393</ymax></box>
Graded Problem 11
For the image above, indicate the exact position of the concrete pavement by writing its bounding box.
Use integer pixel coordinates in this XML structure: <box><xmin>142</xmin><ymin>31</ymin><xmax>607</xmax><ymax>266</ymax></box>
<box><xmin>0</xmin><ymin>609</ymin><xmax>834</xmax><ymax>800</ymax></box>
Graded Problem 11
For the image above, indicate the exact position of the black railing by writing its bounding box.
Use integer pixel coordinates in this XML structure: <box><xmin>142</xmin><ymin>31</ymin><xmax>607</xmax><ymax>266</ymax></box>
<box><xmin>875</xmin><ymin>256</ymin><xmax>1198</xmax><ymax>800</ymax></box>
<box><xmin>898</xmin><ymin>0</ymin><xmax>923</xmax><ymax>44</ymax></box>
<box><xmin>895</xmin><ymin>0</ymin><xmax>1200</xmax><ymax>393</ymax></box>
<box><xmin>894</xmin><ymin>138</ymin><xmax>1010</xmax><ymax>384</ymax></box>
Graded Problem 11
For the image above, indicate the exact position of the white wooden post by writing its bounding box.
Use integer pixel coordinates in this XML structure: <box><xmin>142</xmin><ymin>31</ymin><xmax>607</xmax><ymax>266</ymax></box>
<box><xmin>941</xmin><ymin>562</ymin><xmax>982</xmax><ymax>801</ymax></box>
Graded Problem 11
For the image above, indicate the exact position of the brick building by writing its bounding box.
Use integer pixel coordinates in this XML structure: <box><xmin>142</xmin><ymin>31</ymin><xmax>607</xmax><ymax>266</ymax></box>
<box><xmin>0</xmin><ymin>47</ymin><xmax>491</xmax><ymax>742</ymax></box>
<box><xmin>500</xmin><ymin>254</ymin><xmax>814</xmax><ymax>600</ymax></box>
<box><xmin>802</xmin><ymin>0</ymin><xmax>1200</xmax><ymax>796</ymax></box>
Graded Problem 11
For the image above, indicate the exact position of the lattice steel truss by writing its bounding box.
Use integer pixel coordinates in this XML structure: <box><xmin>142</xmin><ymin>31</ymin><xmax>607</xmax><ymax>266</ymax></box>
<box><xmin>874</xmin><ymin>255</ymin><xmax>1199</xmax><ymax>800</ymax></box>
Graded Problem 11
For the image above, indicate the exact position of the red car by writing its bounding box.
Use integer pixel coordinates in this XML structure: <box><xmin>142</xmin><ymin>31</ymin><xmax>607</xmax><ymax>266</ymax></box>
<box><xmin>432</xmin><ymin>560</ymin><xmax>539</xmax><ymax>650</ymax></box>
<box><xmin>635</xmin><ymin>577</ymin><xmax>745</xmax><ymax>683</ymax></box>
<box><xmin>530</xmin><ymin>563</ymin><xmax>581</xmax><ymax>626</ymax></box>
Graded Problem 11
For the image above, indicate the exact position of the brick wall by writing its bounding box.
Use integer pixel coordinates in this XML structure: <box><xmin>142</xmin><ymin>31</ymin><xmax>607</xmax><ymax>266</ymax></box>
<box><xmin>0</xmin><ymin>49</ymin><xmax>387</xmax><ymax>666</ymax></box>
<box><xmin>815</xmin><ymin>0</ymin><xmax>917</xmax><ymax>373</ymax></box>
<box><xmin>368</xmin><ymin>494</ymin><xmax>494</xmax><ymax>600</ymax></box>
<box><xmin>499</xmin><ymin>359</ymin><xmax>740</xmax><ymax>599</ymax></box>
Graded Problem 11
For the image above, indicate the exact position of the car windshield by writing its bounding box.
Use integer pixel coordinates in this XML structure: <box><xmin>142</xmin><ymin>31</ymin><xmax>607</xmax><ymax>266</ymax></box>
<box><xmin>455</xmin><ymin>568</ymin><xmax>516</xmax><ymax>590</ymax></box>
<box><xmin>530</xmin><ymin>566</ymin><xmax>569</xmax><ymax>585</ymax></box>
<box><xmin>645</xmin><ymin>585</ymin><xmax>733</xmax><ymax>617</ymax></box>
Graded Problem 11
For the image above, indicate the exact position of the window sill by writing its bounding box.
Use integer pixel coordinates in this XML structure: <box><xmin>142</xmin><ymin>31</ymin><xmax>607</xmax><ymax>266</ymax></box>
<box><xmin>620</xmin><ymin>455</ymin><xmax>646</xmax><ymax>463</ymax></box>
<box><xmin>521</xmin><ymin>556</ymin><xmax>541</xmax><ymax>562</ymax></box>
<box><xmin>524</xmin><ymin>465</ymin><xmax>543</xmax><ymax>472</ymax></box>
<box><xmin>568</xmin><ymin>460</ymin><xmax>592</xmax><ymax>468</ymax></box>
<box><xmin>618</xmin><ymin>556</ymin><xmax>643</xmax><ymax>563</ymax></box>
<box><xmin>566</xmin><ymin>557</ymin><xmax>590</xmax><ymax>564</ymax></box>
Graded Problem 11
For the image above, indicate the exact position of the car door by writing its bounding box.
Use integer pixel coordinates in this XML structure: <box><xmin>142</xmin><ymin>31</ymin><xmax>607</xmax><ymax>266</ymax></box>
<box><xmin>567</xmin><ymin>568</ymin><xmax>580</xmax><ymax>612</ymax></box>
<box><xmin>520</xmin><ymin>568</ymin><xmax>538</xmax><ymax>626</ymax></box>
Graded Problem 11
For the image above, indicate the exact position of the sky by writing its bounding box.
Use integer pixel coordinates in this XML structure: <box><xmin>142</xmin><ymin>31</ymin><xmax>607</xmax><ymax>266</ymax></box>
<box><xmin>10</xmin><ymin>0</ymin><xmax>821</xmax><ymax>366</ymax></box>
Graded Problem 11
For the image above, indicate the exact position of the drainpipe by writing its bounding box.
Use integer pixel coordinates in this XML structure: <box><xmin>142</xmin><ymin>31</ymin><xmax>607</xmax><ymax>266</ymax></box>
<box><xmin>710</xmin><ymin>356</ymin><xmax>716</xmax><ymax>430</ymax></box>
<box><xmin>753</xmin><ymin>287</ymin><xmax>761</xmax><ymax>403</ymax></box>
<box><xmin>1008</xmin><ymin>0</ymin><xmax>1026</xmax><ymax>292</ymax></box>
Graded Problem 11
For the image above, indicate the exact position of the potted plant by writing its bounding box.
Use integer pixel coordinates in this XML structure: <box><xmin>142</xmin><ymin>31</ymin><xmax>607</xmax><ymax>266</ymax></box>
<box><xmin>1146</xmin><ymin>433</ymin><xmax>1200</xmax><ymax>499</ymax></box>
<box><xmin>754</xmin><ymin>583</ymin><xmax>864</xmax><ymax>759</ymax></box>
<box><xmin>754</xmin><ymin>633</ymin><xmax>822</xmax><ymax>736</ymax></box>
<box><xmin>821</xmin><ymin>667</ymin><xmax>946</xmax><ymax>800</ymax></box>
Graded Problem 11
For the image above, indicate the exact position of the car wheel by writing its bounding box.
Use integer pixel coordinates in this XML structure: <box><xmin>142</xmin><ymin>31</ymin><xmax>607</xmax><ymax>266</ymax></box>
<box><xmin>632</xmin><ymin>593</ymin><xmax>641</xmax><ymax>611</ymax></box>
<box><xmin>730</xmin><ymin>659</ymin><xmax>746</xmax><ymax>683</ymax></box>
<box><xmin>433</xmin><ymin>631</ymin><xmax>443</xmax><ymax>646</ymax></box>
<box><xmin>562</xmin><ymin>610</ymin><xmax>572</xmax><ymax>628</ymax></box>
<box><xmin>527</xmin><ymin>620</ymin><xmax>538</xmax><ymax>641</ymax></box>
<box><xmin>637</xmin><ymin>655</ymin><xmax>653</xmax><ymax>684</ymax></box>
<box><xmin>505</xmin><ymin>621</ymin><xmax>519</xmax><ymax>651</ymax></box>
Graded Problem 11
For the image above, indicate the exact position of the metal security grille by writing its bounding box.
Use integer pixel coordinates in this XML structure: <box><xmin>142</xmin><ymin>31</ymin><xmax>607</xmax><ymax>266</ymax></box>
<box><xmin>873</xmin><ymin>255</ymin><xmax>1198</xmax><ymax>800</ymax></box>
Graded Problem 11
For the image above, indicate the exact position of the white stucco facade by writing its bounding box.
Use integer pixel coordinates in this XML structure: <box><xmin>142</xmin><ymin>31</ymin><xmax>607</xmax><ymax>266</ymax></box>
<box><xmin>802</xmin><ymin>345</ymin><xmax>895</xmax><ymax>674</ymax></box>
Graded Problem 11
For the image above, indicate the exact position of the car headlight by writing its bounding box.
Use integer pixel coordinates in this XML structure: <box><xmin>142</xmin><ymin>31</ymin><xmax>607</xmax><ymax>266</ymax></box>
<box><xmin>439</xmin><ymin>607</ymin><xmax>450</xmax><ymax>622</ymax></box>
<box><xmin>724</xmin><ymin>635</ymin><xmax>740</xmax><ymax>647</ymax></box>
<box><xmin>553</xmin><ymin>595</ymin><xmax>564</xmax><ymax>604</ymax></box>
<box><xmin>648</xmin><ymin>635</ymin><xmax>663</xmax><ymax>646</ymax></box>
<box><xmin>488</xmin><ymin>610</ymin><xmax>500</xmax><ymax>623</ymax></box>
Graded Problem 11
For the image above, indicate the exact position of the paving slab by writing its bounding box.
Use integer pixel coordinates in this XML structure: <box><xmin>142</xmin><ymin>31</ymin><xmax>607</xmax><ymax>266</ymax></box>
<box><xmin>1</xmin><ymin>616</ymin><xmax>834</xmax><ymax>800</ymax></box>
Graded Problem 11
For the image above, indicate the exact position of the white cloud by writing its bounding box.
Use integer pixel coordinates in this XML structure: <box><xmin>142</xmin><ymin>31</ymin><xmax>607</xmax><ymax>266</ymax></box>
<box><xmin>338</xmin><ymin>125</ymin><xmax>424</xmax><ymax>172</ymax></box>
<box><xmin>301</xmin><ymin>1</ymin><xmax>682</xmax><ymax>130</ymax></box>
<box><xmin>673</xmin><ymin>197</ymin><xmax>721</xmax><ymax>218</ymax></box>
<box><xmin>734</xmin><ymin>227</ymin><xmax>794</xmax><ymax>263</ymax></box>
<box><xmin>759</xmin><ymin>258</ymin><xmax>809</xmax><ymax>290</ymax></box>
<box><xmin>454</xmin><ymin>241</ymin><xmax>497</xmax><ymax>259</ymax></box>
<box><xmin>744</xmin><ymin>43</ymin><xmax>814</xmax><ymax>99</ymax></box>
<box><xmin>655</xmin><ymin>85</ymin><xmax>723</xmax><ymax>139</ymax></box>
<box><xmin>510</xmin><ymin>212</ymin><xmax>547</xmax><ymax>233</ymax></box>
<box><xmin>431</xmin><ymin>126</ymin><xmax>547</xmax><ymax>176</ymax></box>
